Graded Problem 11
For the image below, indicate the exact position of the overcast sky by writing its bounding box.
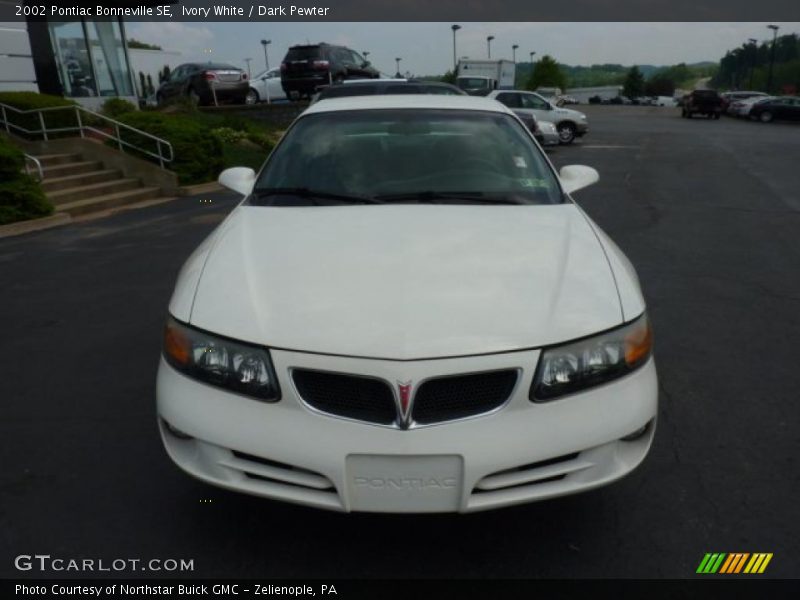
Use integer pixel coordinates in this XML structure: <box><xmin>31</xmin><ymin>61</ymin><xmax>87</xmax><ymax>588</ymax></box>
<box><xmin>126</xmin><ymin>22</ymin><xmax>800</xmax><ymax>76</ymax></box>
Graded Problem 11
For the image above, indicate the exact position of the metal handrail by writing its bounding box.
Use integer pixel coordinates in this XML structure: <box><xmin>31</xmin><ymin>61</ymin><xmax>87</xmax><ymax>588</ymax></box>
<box><xmin>0</xmin><ymin>102</ymin><xmax>174</xmax><ymax>169</ymax></box>
<box><xmin>22</xmin><ymin>153</ymin><xmax>44</xmax><ymax>182</ymax></box>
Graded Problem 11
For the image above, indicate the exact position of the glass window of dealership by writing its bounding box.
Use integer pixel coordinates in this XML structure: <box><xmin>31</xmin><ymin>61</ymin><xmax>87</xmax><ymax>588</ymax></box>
<box><xmin>47</xmin><ymin>18</ymin><xmax>134</xmax><ymax>99</ymax></box>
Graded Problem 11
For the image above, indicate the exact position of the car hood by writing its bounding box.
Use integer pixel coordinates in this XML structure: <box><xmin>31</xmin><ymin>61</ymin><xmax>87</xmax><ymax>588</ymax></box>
<box><xmin>187</xmin><ymin>204</ymin><xmax>623</xmax><ymax>359</ymax></box>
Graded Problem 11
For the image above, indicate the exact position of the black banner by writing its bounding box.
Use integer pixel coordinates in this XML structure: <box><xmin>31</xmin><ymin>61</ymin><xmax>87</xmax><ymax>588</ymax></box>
<box><xmin>1</xmin><ymin>0</ymin><xmax>799</xmax><ymax>22</ymax></box>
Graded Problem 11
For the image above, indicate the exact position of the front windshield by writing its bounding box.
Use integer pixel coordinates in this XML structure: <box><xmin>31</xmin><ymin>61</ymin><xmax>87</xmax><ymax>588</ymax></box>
<box><xmin>253</xmin><ymin>109</ymin><xmax>562</xmax><ymax>205</ymax></box>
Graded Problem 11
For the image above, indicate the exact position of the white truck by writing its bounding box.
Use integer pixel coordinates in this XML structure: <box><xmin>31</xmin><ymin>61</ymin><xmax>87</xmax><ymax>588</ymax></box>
<box><xmin>456</xmin><ymin>59</ymin><xmax>515</xmax><ymax>95</ymax></box>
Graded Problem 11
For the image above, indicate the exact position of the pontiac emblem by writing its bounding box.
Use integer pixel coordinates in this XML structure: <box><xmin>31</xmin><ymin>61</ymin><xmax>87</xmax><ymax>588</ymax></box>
<box><xmin>397</xmin><ymin>380</ymin><xmax>413</xmax><ymax>427</ymax></box>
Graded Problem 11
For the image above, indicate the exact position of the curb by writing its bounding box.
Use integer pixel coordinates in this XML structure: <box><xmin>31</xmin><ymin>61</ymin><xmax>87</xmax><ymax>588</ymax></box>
<box><xmin>0</xmin><ymin>212</ymin><xmax>72</xmax><ymax>239</ymax></box>
<box><xmin>176</xmin><ymin>182</ymin><xmax>225</xmax><ymax>196</ymax></box>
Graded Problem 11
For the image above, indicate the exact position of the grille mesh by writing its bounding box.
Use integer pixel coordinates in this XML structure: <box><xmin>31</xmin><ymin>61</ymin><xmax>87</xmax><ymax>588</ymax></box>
<box><xmin>412</xmin><ymin>370</ymin><xmax>518</xmax><ymax>424</ymax></box>
<box><xmin>292</xmin><ymin>369</ymin><xmax>396</xmax><ymax>425</ymax></box>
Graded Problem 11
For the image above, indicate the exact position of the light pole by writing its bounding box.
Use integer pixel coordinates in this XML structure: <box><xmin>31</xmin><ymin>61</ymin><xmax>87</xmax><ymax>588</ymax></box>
<box><xmin>451</xmin><ymin>24</ymin><xmax>461</xmax><ymax>72</ymax></box>
<box><xmin>244</xmin><ymin>58</ymin><xmax>252</xmax><ymax>79</ymax></box>
<box><xmin>395</xmin><ymin>57</ymin><xmax>402</xmax><ymax>78</ymax></box>
<box><xmin>260</xmin><ymin>39</ymin><xmax>271</xmax><ymax>71</ymax></box>
<box><xmin>363</xmin><ymin>51</ymin><xmax>369</xmax><ymax>63</ymax></box>
<box><xmin>512</xmin><ymin>44</ymin><xmax>519</xmax><ymax>63</ymax></box>
<box><xmin>748</xmin><ymin>38</ymin><xmax>757</xmax><ymax>89</ymax></box>
<box><xmin>529</xmin><ymin>51</ymin><xmax>536</xmax><ymax>63</ymax></box>
<box><xmin>487</xmin><ymin>35</ymin><xmax>494</xmax><ymax>59</ymax></box>
<box><xmin>766</xmin><ymin>25</ymin><xmax>779</xmax><ymax>93</ymax></box>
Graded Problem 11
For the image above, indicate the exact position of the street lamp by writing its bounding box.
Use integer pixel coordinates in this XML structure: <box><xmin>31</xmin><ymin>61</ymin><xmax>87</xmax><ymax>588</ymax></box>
<box><xmin>766</xmin><ymin>25</ymin><xmax>779</xmax><ymax>93</ymax></box>
<box><xmin>529</xmin><ymin>51</ymin><xmax>536</xmax><ymax>63</ymax></box>
<box><xmin>363</xmin><ymin>51</ymin><xmax>370</xmax><ymax>63</ymax></box>
<box><xmin>487</xmin><ymin>35</ymin><xmax>494</xmax><ymax>59</ymax></box>
<box><xmin>512</xmin><ymin>44</ymin><xmax>519</xmax><ymax>63</ymax></box>
<box><xmin>395</xmin><ymin>57</ymin><xmax>402</xmax><ymax>78</ymax></box>
<box><xmin>748</xmin><ymin>38</ymin><xmax>758</xmax><ymax>89</ymax></box>
<box><xmin>451</xmin><ymin>24</ymin><xmax>461</xmax><ymax>72</ymax></box>
<box><xmin>260</xmin><ymin>39</ymin><xmax>271</xmax><ymax>71</ymax></box>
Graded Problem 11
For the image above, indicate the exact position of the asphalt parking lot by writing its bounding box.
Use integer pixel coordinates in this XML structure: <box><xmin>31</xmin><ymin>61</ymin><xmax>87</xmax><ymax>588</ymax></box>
<box><xmin>1</xmin><ymin>105</ymin><xmax>798</xmax><ymax>579</ymax></box>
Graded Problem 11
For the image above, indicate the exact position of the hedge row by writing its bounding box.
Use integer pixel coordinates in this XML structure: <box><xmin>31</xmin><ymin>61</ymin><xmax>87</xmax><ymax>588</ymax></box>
<box><xmin>0</xmin><ymin>135</ymin><xmax>53</xmax><ymax>225</ymax></box>
<box><xmin>0</xmin><ymin>92</ymin><xmax>78</xmax><ymax>138</ymax></box>
<box><xmin>113</xmin><ymin>111</ymin><xmax>224</xmax><ymax>185</ymax></box>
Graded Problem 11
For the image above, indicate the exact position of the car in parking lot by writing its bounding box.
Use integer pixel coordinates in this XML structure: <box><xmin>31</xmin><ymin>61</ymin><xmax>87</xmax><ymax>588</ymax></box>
<box><xmin>728</xmin><ymin>95</ymin><xmax>774</xmax><ymax>118</ymax></box>
<box><xmin>157</xmin><ymin>95</ymin><xmax>657</xmax><ymax>513</ymax></box>
<box><xmin>720</xmin><ymin>90</ymin><xmax>767</xmax><ymax>113</ymax></box>
<box><xmin>748</xmin><ymin>96</ymin><xmax>800</xmax><ymax>123</ymax></box>
<box><xmin>246</xmin><ymin>67</ymin><xmax>287</xmax><ymax>104</ymax></box>
<box><xmin>156</xmin><ymin>63</ymin><xmax>249</xmax><ymax>106</ymax></box>
<box><xmin>280</xmin><ymin>43</ymin><xmax>380</xmax><ymax>99</ymax></box>
<box><xmin>681</xmin><ymin>90</ymin><xmax>722</xmax><ymax>119</ymax></box>
<box><xmin>487</xmin><ymin>89</ymin><xmax>589</xmax><ymax>144</ymax></box>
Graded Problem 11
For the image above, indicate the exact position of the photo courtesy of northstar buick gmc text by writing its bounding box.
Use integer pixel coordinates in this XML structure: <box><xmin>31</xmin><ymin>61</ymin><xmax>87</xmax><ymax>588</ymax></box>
<box><xmin>157</xmin><ymin>95</ymin><xmax>657</xmax><ymax>513</ymax></box>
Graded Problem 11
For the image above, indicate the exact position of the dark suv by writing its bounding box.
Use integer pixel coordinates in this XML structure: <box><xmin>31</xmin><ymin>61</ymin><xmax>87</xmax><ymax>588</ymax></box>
<box><xmin>681</xmin><ymin>90</ymin><xmax>723</xmax><ymax>119</ymax></box>
<box><xmin>155</xmin><ymin>63</ymin><xmax>248</xmax><ymax>106</ymax></box>
<box><xmin>280</xmin><ymin>43</ymin><xmax>380</xmax><ymax>99</ymax></box>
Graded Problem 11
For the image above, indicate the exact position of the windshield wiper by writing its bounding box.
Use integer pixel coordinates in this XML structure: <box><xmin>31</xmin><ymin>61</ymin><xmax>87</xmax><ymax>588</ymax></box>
<box><xmin>251</xmin><ymin>187</ymin><xmax>383</xmax><ymax>205</ymax></box>
<box><xmin>374</xmin><ymin>191</ymin><xmax>523</xmax><ymax>204</ymax></box>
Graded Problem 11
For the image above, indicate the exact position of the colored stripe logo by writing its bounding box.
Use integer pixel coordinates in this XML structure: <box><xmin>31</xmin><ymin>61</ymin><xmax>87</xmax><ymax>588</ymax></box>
<box><xmin>696</xmin><ymin>553</ymin><xmax>773</xmax><ymax>574</ymax></box>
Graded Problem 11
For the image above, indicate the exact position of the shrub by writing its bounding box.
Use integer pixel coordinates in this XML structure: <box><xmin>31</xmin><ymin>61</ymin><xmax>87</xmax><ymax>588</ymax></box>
<box><xmin>0</xmin><ymin>92</ymin><xmax>78</xmax><ymax>138</ymax></box>
<box><xmin>210</xmin><ymin>127</ymin><xmax>247</xmax><ymax>144</ymax></box>
<box><xmin>0</xmin><ymin>135</ymin><xmax>53</xmax><ymax>225</ymax></box>
<box><xmin>101</xmin><ymin>98</ymin><xmax>137</xmax><ymax>119</ymax></box>
<box><xmin>113</xmin><ymin>111</ymin><xmax>224</xmax><ymax>184</ymax></box>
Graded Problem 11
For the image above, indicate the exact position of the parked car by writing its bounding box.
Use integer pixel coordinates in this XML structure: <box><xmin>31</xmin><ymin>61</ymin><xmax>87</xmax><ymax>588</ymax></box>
<box><xmin>246</xmin><ymin>67</ymin><xmax>287</xmax><ymax>104</ymax></box>
<box><xmin>313</xmin><ymin>80</ymin><xmax>465</xmax><ymax>103</ymax></box>
<box><xmin>720</xmin><ymin>91</ymin><xmax>768</xmax><ymax>113</ymax></box>
<box><xmin>158</xmin><ymin>95</ymin><xmax>657</xmax><ymax>513</ymax></box>
<box><xmin>510</xmin><ymin>110</ymin><xmax>558</xmax><ymax>147</ymax></box>
<box><xmin>487</xmin><ymin>89</ymin><xmax>589</xmax><ymax>144</ymax></box>
<box><xmin>654</xmin><ymin>96</ymin><xmax>678</xmax><ymax>107</ymax></box>
<box><xmin>728</xmin><ymin>95</ymin><xmax>774</xmax><ymax>118</ymax></box>
<box><xmin>280</xmin><ymin>43</ymin><xmax>380</xmax><ymax>99</ymax></box>
<box><xmin>681</xmin><ymin>90</ymin><xmax>722</xmax><ymax>119</ymax></box>
<box><xmin>156</xmin><ymin>63</ymin><xmax>248</xmax><ymax>106</ymax></box>
<box><xmin>749</xmin><ymin>96</ymin><xmax>800</xmax><ymax>123</ymax></box>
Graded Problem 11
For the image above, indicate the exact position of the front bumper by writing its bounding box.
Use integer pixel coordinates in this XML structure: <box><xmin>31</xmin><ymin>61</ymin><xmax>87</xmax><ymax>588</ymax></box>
<box><xmin>157</xmin><ymin>349</ymin><xmax>657</xmax><ymax>513</ymax></box>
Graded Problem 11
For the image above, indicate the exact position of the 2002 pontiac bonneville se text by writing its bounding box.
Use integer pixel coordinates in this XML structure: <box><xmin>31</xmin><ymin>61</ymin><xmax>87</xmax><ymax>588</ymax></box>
<box><xmin>157</xmin><ymin>95</ymin><xmax>657</xmax><ymax>512</ymax></box>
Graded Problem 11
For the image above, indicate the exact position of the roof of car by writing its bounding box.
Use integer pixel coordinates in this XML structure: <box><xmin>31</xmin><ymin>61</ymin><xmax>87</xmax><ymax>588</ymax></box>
<box><xmin>301</xmin><ymin>94</ymin><xmax>513</xmax><ymax>116</ymax></box>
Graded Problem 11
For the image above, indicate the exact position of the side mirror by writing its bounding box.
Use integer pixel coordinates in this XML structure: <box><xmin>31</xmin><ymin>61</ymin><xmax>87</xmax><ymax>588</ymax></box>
<box><xmin>218</xmin><ymin>167</ymin><xmax>256</xmax><ymax>196</ymax></box>
<box><xmin>559</xmin><ymin>165</ymin><xmax>599</xmax><ymax>194</ymax></box>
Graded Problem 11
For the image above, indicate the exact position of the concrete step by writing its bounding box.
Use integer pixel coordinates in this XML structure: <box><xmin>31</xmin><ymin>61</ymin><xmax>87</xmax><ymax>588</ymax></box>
<box><xmin>41</xmin><ymin>169</ymin><xmax>122</xmax><ymax>193</ymax></box>
<box><xmin>43</xmin><ymin>161</ymin><xmax>103</xmax><ymax>178</ymax></box>
<box><xmin>57</xmin><ymin>187</ymin><xmax>163</xmax><ymax>217</ymax></box>
<box><xmin>34</xmin><ymin>153</ymin><xmax>83</xmax><ymax>167</ymax></box>
<box><xmin>48</xmin><ymin>178</ymin><xmax>141</xmax><ymax>205</ymax></box>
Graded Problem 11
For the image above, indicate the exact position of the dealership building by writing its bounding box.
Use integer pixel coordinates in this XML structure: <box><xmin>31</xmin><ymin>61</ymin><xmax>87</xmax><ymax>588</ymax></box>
<box><xmin>0</xmin><ymin>0</ymin><xmax>179</xmax><ymax>108</ymax></box>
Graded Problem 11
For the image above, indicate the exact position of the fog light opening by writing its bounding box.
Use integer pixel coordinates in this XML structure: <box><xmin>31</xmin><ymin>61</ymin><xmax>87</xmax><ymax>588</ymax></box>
<box><xmin>621</xmin><ymin>420</ymin><xmax>652</xmax><ymax>442</ymax></box>
<box><xmin>163</xmin><ymin>419</ymin><xmax>193</xmax><ymax>440</ymax></box>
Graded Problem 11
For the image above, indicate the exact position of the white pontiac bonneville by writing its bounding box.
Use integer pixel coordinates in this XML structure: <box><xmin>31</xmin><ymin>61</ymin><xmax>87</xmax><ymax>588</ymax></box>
<box><xmin>157</xmin><ymin>95</ymin><xmax>657</xmax><ymax>513</ymax></box>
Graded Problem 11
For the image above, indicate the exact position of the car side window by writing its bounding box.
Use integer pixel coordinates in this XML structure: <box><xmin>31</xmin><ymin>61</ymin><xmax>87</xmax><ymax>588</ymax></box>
<box><xmin>169</xmin><ymin>67</ymin><xmax>185</xmax><ymax>82</ymax></box>
<box><xmin>349</xmin><ymin>50</ymin><xmax>365</xmax><ymax>65</ymax></box>
<box><xmin>521</xmin><ymin>94</ymin><xmax>549</xmax><ymax>110</ymax></box>
<box><xmin>496</xmin><ymin>93</ymin><xmax>520</xmax><ymax>108</ymax></box>
<box><xmin>334</xmin><ymin>48</ymin><xmax>351</xmax><ymax>66</ymax></box>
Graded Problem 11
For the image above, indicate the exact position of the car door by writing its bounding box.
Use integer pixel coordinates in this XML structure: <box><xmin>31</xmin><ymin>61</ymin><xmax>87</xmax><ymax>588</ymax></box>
<box><xmin>494</xmin><ymin>92</ymin><xmax>522</xmax><ymax>109</ymax></box>
<box><xmin>265</xmin><ymin>68</ymin><xmax>286</xmax><ymax>101</ymax></box>
<box><xmin>159</xmin><ymin>65</ymin><xmax>186</xmax><ymax>99</ymax></box>
<box><xmin>519</xmin><ymin>92</ymin><xmax>554</xmax><ymax>122</ymax></box>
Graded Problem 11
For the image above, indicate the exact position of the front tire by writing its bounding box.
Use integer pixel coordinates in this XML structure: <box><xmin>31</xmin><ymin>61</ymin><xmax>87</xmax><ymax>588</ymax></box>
<box><xmin>557</xmin><ymin>122</ymin><xmax>576</xmax><ymax>145</ymax></box>
<box><xmin>245</xmin><ymin>89</ymin><xmax>259</xmax><ymax>105</ymax></box>
<box><xmin>759</xmin><ymin>111</ymin><xmax>774</xmax><ymax>123</ymax></box>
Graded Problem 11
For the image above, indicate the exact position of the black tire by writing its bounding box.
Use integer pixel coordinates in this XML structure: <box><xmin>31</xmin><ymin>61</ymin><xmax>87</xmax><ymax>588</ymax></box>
<box><xmin>557</xmin><ymin>122</ymin><xmax>576</xmax><ymax>145</ymax></box>
<box><xmin>759</xmin><ymin>111</ymin><xmax>774</xmax><ymax>123</ymax></box>
<box><xmin>245</xmin><ymin>89</ymin><xmax>259</xmax><ymax>105</ymax></box>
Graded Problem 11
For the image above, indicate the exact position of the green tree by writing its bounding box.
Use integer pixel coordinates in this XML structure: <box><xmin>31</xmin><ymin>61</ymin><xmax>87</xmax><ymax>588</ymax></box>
<box><xmin>440</xmin><ymin>69</ymin><xmax>457</xmax><ymax>85</ymax></box>
<box><xmin>127</xmin><ymin>38</ymin><xmax>162</xmax><ymax>51</ymax></box>
<box><xmin>526</xmin><ymin>55</ymin><xmax>567</xmax><ymax>91</ymax></box>
<box><xmin>645</xmin><ymin>74</ymin><xmax>676</xmax><ymax>96</ymax></box>
<box><xmin>622</xmin><ymin>66</ymin><xmax>645</xmax><ymax>98</ymax></box>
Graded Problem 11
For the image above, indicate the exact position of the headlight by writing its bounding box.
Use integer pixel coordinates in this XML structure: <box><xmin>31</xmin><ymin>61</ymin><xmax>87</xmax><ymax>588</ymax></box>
<box><xmin>531</xmin><ymin>313</ymin><xmax>653</xmax><ymax>401</ymax></box>
<box><xmin>163</xmin><ymin>317</ymin><xmax>280</xmax><ymax>401</ymax></box>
